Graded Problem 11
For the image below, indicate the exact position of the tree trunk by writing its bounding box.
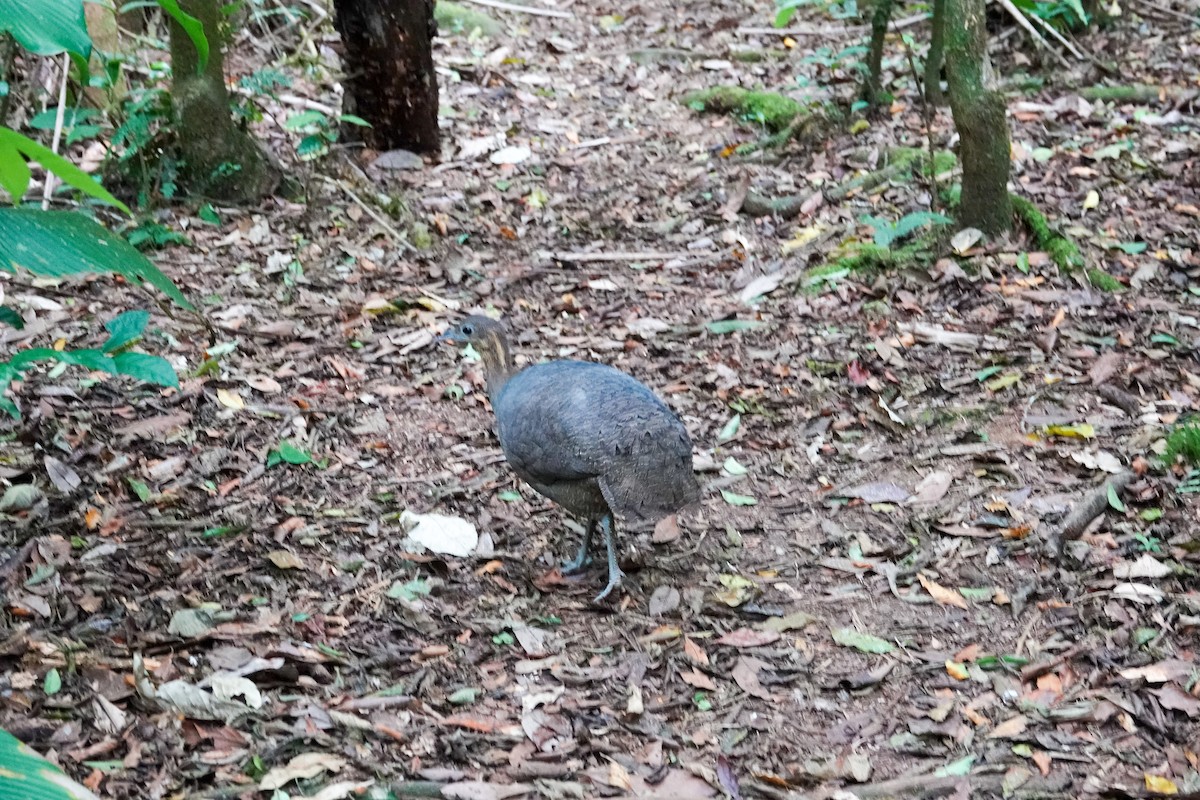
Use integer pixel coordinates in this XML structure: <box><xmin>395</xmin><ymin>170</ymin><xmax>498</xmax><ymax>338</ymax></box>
<box><xmin>924</xmin><ymin>0</ymin><xmax>946</xmax><ymax>105</ymax></box>
<box><xmin>333</xmin><ymin>0</ymin><xmax>440</xmax><ymax>154</ymax></box>
<box><xmin>944</xmin><ymin>0</ymin><xmax>1012</xmax><ymax>234</ymax></box>
<box><xmin>862</xmin><ymin>0</ymin><xmax>893</xmax><ymax>109</ymax></box>
<box><xmin>169</xmin><ymin>0</ymin><xmax>276</xmax><ymax>201</ymax></box>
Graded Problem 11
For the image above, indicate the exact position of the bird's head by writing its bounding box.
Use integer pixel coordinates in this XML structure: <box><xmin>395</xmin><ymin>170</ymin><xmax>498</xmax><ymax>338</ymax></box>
<box><xmin>440</xmin><ymin>315</ymin><xmax>514</xmax><ymax>395</ymax></box>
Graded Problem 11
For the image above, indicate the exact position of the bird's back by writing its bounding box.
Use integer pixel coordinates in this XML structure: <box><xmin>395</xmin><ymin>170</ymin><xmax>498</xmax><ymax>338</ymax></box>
<box><xmin>492</xmin><ymin>360</ymin><xmax>698</xmax><ymax>523</ymax></box>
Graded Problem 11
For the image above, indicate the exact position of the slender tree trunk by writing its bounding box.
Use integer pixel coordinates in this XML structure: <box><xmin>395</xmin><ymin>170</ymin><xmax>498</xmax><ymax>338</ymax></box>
<box><xmin>944</xmin><ymin>0</ymin><xmax>1012</xmax><ymax>234</ymax></box>
<box><xmin>924</xmin><ymin>0</ymin><xmax>946</xmax><ymax>105</ymax></box>
<box><xmin>169</xmin><ymin>0</ymin><xmax>276</xmax><ymax>200</ymax></box>
<box><xmin>862</xmin><ymin>0</ymin><xmax>893</xmax><ymax>109</ymax></box>
<box><xmin>332</xmin><ymin>0</ymin><xmax>440</xmax><ymax>154</ymax></box>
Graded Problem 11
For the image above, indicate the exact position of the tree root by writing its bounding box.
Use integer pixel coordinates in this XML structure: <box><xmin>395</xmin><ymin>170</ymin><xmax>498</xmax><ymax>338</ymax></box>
<box><xmin>1046</xmin><ymin>471</ymin><xmax>1135</xmax><ymax>555</ymax></box>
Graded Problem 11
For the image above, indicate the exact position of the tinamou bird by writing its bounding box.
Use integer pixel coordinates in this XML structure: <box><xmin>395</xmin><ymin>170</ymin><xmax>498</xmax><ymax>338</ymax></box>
<box><xmin>441</xmin><ymin>315</ymin><xmax>699</xmax><ymax>602</ymax></box>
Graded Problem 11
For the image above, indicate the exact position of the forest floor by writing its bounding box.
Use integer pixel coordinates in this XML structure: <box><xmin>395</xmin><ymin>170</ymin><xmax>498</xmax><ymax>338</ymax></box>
<box><xmin>3</xmin><ymin>0</ymin><xmax>1200</xmax><ymax>798</ymax></box>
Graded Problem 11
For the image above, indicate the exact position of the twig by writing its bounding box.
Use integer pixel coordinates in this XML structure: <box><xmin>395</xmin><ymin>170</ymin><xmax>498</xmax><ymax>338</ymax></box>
<box><xmin>229</xmin><ymin>85</ymin><xmax>337</xmax><ymax>116</ymax></box>
<box><xmin>995</xmin><ymin>0</ymin><xmax>1071</xmax><ymax>67</ymax></box>
<box><xmin>321</xmin><ymin>176</ymin><xmax>416</xmax><ymax>253</ymax></box>
<box><xmin>1024</xmin><ymin>8</ymin><xmax>1086</xmax><ymax>60</ymax></box>
<box><xmin>737</xmin><ymin>14</ymin><xmax>927</xmax><ymax>38</ymax></box>
<box><xmin>463</xmin><ymin>0</ymin><xmax>572</xmax><ymax>18</ymax></box>
<box><xmin>549</xmin><ymin>250</ymin><xmax>707</xmax><ymax>264</ymax></box>
<box><xmin>42</xmin><ymin>52</ymin><xmax>71</xmax><ymax>209</ymax></box>
<box><xmin>1097</xmin><ymin>384</ymin><xmax>1141</xmax><ymax>417</ymax></box>
<box><xmin>1049</xmin><ymin>471</ymin><xmax>1135</xmax><ymax>555</ymax></box>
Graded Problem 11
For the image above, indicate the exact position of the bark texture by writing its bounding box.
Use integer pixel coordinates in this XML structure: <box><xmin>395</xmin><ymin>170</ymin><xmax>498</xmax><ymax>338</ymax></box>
<box><xmin>169</xmin><ymin>0</ymin><xmax>276</xmax><ymax>201</ymax></box>
<box><xmin>945</xmin><ymin>0</ymin><xmax>1012</xmax><ymax>234</ymax></box>
<box><xmin>333</xmin><ymin>0</ymin><xmax>440</xmax><ymax>154</ymax></box>
<box><xmin>924</xmin><ymin>0</ymin><xmax>946</xmax><ymax>105</ymax></box>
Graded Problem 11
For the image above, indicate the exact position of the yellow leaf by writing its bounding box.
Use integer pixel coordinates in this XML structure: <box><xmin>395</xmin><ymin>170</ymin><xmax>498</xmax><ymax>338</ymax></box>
<box><xmin>946</xmin><ymin>660</ymin><xmax>969</xmax><ymax>680</ymax></box>
<box><xmin>1083</xmin><ymin>190</ymin><xmax>1100</xmax><ymax>211</ymax></box>
<box><xmin>781</xmin><ymin>225</ymin><xmax>823</xmax><ymax>255</ymax></box>
<box><xmin>783</xmin><ymin>36</ymin><xmax>796</xmax><ymax>48</ymax></box>
<box><xmin>1144</xmin><ymin>774</ymin><xmax>1177</xmax><ymax>794</ymax></box>
<box><xmin>1044</xmin><ymin>423</ymin><xmax>1094</xmax><ymax>439</ymax></box>
<box><xmin>216</xmin><ymin>388</ymin><xmax>245</xmax><ymax>410</ymax></box>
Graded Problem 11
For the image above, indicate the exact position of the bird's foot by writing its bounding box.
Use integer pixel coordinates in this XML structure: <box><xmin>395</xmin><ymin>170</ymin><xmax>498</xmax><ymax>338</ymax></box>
<box><xmin>591</xmin><ymin>567</ymin><xmax>625</xmax><ymax>604</ymax></box>
<box><xmin>561</xmin><ymin>552</ymin><xmax>593</xmax><ymax>575</ymax></box>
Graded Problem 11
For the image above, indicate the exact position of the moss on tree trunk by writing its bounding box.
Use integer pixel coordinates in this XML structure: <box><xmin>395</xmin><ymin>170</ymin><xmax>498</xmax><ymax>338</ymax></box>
<box><xmin>169</xmin><ymin>0</ymin><xmax>276</xmax><ymax>201</ymax></box>
<box><xmin>944</xmin><ymin>0</ymin><xmax>1011</xmax><ymax>235</ymax></box>
<box><xmin>862</xmin><ymin>0</ymin><xmax>893</xmax><ymax>108</ymax></box>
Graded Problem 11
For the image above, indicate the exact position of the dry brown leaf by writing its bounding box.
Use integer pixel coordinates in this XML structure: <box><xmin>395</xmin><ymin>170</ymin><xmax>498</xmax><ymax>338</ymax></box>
<box><xmin>918</xmin><ymin>574</ymin><xmax>969</xmax><ymax>609</ymax></box>
<box><xmin>987</xmin><ymin>715</ymin><xmax>1029</xmax><ymax>739</ymax></box>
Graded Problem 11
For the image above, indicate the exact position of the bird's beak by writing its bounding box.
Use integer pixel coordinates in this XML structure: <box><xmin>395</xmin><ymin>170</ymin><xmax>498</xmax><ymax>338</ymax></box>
<box><xmin>437</xmin><ymin>330</ymin><xmax>462</xmax><ymax>345</ymax></box>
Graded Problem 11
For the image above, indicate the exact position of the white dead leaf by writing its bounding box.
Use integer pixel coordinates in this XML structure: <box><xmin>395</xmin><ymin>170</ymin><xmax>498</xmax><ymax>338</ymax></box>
<box><xmin>209</xmin><ymin>673</ymin><xmax>264</xmax><ymax>709</ymax></box>
<box><xmin>458</xmin><ymin>133</ymin><xmax>505</xmax><ymax>159</ymax></box>
<box><xmin>44</xmin><ymin>456</ymin><xmax>81</xmax><ymax>493</ymax></box>
<box><xmin>401</xmin><ymin>510</ymin><xmax>478</xmax><ymax>557</ymax></box>
<box><xmin>739</xmin><ymin>272</ymin><xmax>785</xmax><ymax>304</ymax></box>
<box><xmin>490</xmin><ymin>145</ymin><xmax>532</xmax><ymax>165</ymax></box>
<box><xmin>1070</xmin><ymin>449</ymin><xmax>1124</xmax><ymax>474</ymax></box>
<box><xmin>260</xmin><ymin>752</ymin><xmax>348</xmax><ymax>791</ymax></box>
<box><xmin>294</xmin><ymin>780</ymin><xmax>375</xmax><ymax>800</ymax></box>
<box><xmin>626</xmin><ymin>682</ymin><xmax>644</xmax><ymax>715</ymax></box>
<box><xmin>908</xmin><ymin>470</ymin><xmax>952</xmax><ymax>506</ymax></box>
<box><xmin>1113</xmin><ymin>554</ymin><xmax>1172</xmax><ymax>580</ymax></box>
<box><xmin>154</xmin><ymin>679</ymin><xmax>254</xmax><ymax>723</ymax></box>
<box><xmin>626</xmin><ymin>317</ymin><xmax>670</xmax><ymax>339</ymax></box>
<box><xmin>586</xmin><ymin>278</ymin><xmax>619</xmax><ymax>292</ymax></box>
<box><xmin>1130</xmin><ymin>261</ymin><xmax>1158</xmax><ymax>290</ymax></box>
<box><xmin>607</xmin><ymin>760</ymin><xmax>634</xmax><ymax>791</ymax></box>
<box><xmin>216</xmin><ymin>388</ymin><xmax>245</xmax><ymax>410</ymax></box>
<box><xmin>246</xmin><ymin>375</ymin><xmax>282</xmax><ymax>394</ymax></box>
<box><xmin>1083</xmin><ymin>190</ymin><xmax>1100</xmax><ymax>212</ymax></box>
<box><xmin>700</xmin><ymin>59</ymin><xmax>733</xmax><ymax>70</ymax></box>
<box><xmin>442</xmin><ymin>782</ymin><xmax>533</xmax><ymax>800</ymax></box>
<box><xmin>950</xmin><ymin>227</ymin><xmax>984</xmax><ymax>254</ymax></box>
<box><xmin>1119</xmin><ymin>658</ymin><xmax>1195</xmax><ymax>684</ymax></box>
<box><xmin>1112</xmin><ymin>582</ymin><xmax>1164</xmax><ymax>604</ymax></box>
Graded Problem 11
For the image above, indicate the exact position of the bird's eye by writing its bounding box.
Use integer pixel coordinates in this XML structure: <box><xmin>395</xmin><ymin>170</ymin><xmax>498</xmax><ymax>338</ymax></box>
<box><xmin>461</xmin><ymin>324</ymin><xmax>474</xmax><ymax>336</ymax></box>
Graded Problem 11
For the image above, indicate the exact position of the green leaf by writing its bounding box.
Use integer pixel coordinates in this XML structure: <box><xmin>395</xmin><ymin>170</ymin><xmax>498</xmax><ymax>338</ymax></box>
<box><xmin>0</xmin><ymin>127</ymin><xmax>126</xmax><ymax>211</ymax></box>
<box><xmin>705</xmin><ymin>319</ymin><xmax>763</xmax><ymax>335</ymax></box>
<box><xmin>197</xmin><ymin>203</ymin><xmax>221</xmax><ymax>224</ymax></box>
<box><xmin>1107</xmin><ymin>483</ymin><xmax>1126</xmax><ymax>513</ymax></box>
<box><xmin>974</xmin><ymin>365</ymin><xmax>1004</xmax><ymax>382</ymax></box>
<box><xmin>273</xmin><ymin>440</ymin><xmax>312</xmax><ymax>466</ymax></box>
<box><xmin>497</xmin><ymin>490</ymin><xmax>522</xmax><ymax>502</ymax></box>
<box><xmin>1139</xmin><ymin>508</ymin><xmax>1163</xmax><ymax>522</ymax></box>
<box><xmin>387</xmin><ymin>578</ymin><xmax>431</xmax><ymax>601</ymax></box>
<box><xmin>43</xmin><ymin>667</ymin><xmax>61</xmax><ymax>695</ymax></box>
<box><xmin>830</xmin><ymin>626</ymin><xmax>894</xmax><ymax>654</ymax></box>
<box><xmin>284</xmin><ymin>110</ymin><xmax>327</xmax><ymax>131</ymax></box>
<box><xmin>0</xmin><ymin>306</ymin><xmax>24</xmax><ymax>329</ymax></box>
<box><xmin>720</xmin><ymin>489</ymin><xmax>757</xmax><ymax>506</ymax></box>
<box><xmin>935</xmin><ymin>755</ymin><xmax>976</xmax><ymax>778</ymax></box>
<box><xmin>0</xmin><ymin>209</ymin><xmax>193</xmax><ymax>309</ymax></box>
<box><xmin>717</xmin><ymin>413</ymin><xmax>741</xmax><ymax>443</ymax></box>
<box><xmin>1115</xmin><ymin>241</ymin><xmax>1147</xmax><ymax>255</ymax></box>
<box><xmin>338</xmin><ymin>114</ymin><xmax>372</xmax><ymax>127</ymax></box>
<box><xmin>1150</xmin><ymin>333</ymin><xmax>1179</xmax><ymax>347</ymax></box>
<box><xmin>111</xmin><ymin>352</ymin><xmax>178</xmax><ymax>388</ymax></box>
<box><xmin>693</xmin><ymin>691</ymin><xmax>712</xmax><ymax>711</ymax></box>
<box><xmin>447</xmin><ymin>687</ymin><xmax>480</xmax><ymax>705</ymax></box>
<box><xmin>0</xmin><ymin>0</ymin><xmax>91</xmax><ymax>57</ymax></box>
<box><xmin>0</xmin><ymin>727</ymin><xmax>102</xmax><ymax>799</ymax></box>
<box><xmin>103</xmin><ymin>310</ymin><xmax>150</xmax><ymax>353</ymax></box>
<box><xmin>156</xmin><ymin>0</ymin><xmax>208</xmax><ymax>73</ymax></box>
<box><xmin>127</xmin><ymin>478</ymin><xmax>152</xmax><ymax>502</ymax></box>
<box><xmin>722</xmin><ymin>457</ymin><xmax>748</xmax><ymax>476</ymax></box>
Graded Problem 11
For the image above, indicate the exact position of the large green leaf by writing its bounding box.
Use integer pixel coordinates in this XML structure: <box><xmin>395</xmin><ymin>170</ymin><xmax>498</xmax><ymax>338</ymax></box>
<box><xmin>156</xmin><ymin>0</ymin><xmax>209</xmax><ymax>73</ymax></box>
<box><xmin>0</xmin><ymin>0</ymin><xmax>92</xmax><ymax>58</ymax></box>
<box><xmin>111</xmin><ymin>351</ymin><xmax>178</xmax><ymax>388</ymax></box>
<box><xmin>1</xmin><ymin>344</ymin><xmax>179</xmax><ymax>418</ymax></box>
<box><xmin>0</xmin><ymin>126</ymin><xmax>128</xmax><ymax>212</ymax></box>
<box><xmin>0</xmin><ymin>209</ymin><xmax>194</xmax><ymax>310</ymax></box>
<box><xmin>0</xmin><ymin>727</ymin><xmax>101</xmax><ymax>799</ymax></box>
<box><xmin>0</xmin><ymin>306</ymin><xmax>23</xmax><ymax>329</ymax></box>
<box><xmin>103</xmin><ymin>309</ymin><xmax>150</xmax><ymax>352</ymax></box>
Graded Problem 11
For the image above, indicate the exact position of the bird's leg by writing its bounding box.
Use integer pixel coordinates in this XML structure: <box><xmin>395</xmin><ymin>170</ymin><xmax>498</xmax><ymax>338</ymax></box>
<box><xmin>592</xmin><ymin>515</ymin><xmax>625</xmax><ymax>603</ymax></box>
<box><xmin>562</xmin><ymin>516</ymin><xmax>596</xmax><ymax>574</ymax></box>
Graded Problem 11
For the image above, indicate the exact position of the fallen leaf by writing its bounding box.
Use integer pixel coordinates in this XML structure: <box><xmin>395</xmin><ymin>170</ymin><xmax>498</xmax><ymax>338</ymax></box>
<box><xmin>987</xmin><ymin>715</ymin><xmax>1029</xmax><ymax>739</ymax></box>
<box><xmin>732</xmin><ymin>656</ymin><xmax>772</xmax><ymax>700</ymax></box>
<box><xmin>260</xmin><ymin>754</ymin><xmax>348</xmax><ymax>791</ymax></box>
<box><xmin>831</xmin><ymin>627</ymin><xmax>894</xmax><ymax>654</ymax></box>
<box><xmin>918</xmin><ymin>574</ymin><xmax>969</xmax><ymax>609</ymax></box>
<box><xmin>714</xmin><ymin>628</ymin><xmax>780</xmax><ymax>648</ymax></box>
<box><xmin>680</xmin><ymin>669</ymin><xmax>718</xmax><ymax>691</ymax></box>
<box><xmin>402</xmin><ymin>510</ymin><xmax>478</xmax><ymax>557</ymax></box>
<box><xmin>838</xmin><ymin>481</ymin><xmax>911</xmax><ymax>504</ymax></box>
<box><xmin>266</xmin><ymin>550</ymin><xmax>304</xmax><ymax>570</ymax></box>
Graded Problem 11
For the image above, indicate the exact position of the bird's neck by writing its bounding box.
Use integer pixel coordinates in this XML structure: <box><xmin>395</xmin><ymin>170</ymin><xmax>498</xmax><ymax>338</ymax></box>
<box><xmin>481</xmin><ymin>331</ymin><xmax>515</xmax><ymax>399</ymax></box>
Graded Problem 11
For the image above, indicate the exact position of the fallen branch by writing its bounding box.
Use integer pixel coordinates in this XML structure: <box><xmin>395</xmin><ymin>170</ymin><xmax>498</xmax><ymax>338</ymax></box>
<box><xmin>1049</xmin><ymin>471</ymin><xmax>1135</xmax><ymax>555</ymax></box>
<box><xmin>464</xmin><ymin>0</ymin><xmax>572</xmax><ymax>18</ymax></box>
<box><xmin>995</xmin><ymin>0</ymin><xmax>1071</xmax><ymax>67</ymax></box>
<box><xmin>549</xmin><ymin>250</ymin><xmax>705</xmax><ymax>264</ymax></box>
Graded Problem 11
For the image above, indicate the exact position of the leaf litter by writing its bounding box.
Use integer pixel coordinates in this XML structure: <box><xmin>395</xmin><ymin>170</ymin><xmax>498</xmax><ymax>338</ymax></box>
<box><xmin>1</xmin><ymin>0</ymin><xmax>1199</xmax><ymax>798</ymax></box>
